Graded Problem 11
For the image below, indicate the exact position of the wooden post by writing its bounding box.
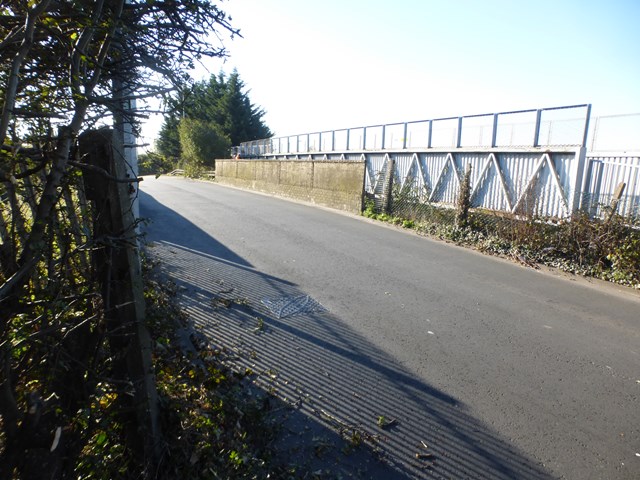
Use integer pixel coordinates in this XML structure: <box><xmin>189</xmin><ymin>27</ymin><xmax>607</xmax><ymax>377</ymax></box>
<box><xmin>605</xmin><ymin>182</ymin><xmax>626</xmax><ymax>223</ymax></box>
<box><xmin>80</xmin><ymin>129</ymin><xmax>161</xmax><ymax>464</ymax></box>
<box><xmin>382</xmin><ymin>155</ymin><xmax>395</xmax><ymax>214</ymax></box>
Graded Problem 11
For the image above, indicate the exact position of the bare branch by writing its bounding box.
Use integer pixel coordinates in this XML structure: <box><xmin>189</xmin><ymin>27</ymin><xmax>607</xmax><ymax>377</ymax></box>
<box><xmin>68</xmin><ymin>160</ymin><xmax>143</xmax><ymax>184</ymax></box>
<box><xmin>0</xmin><ymin>0</ymin><xmax>52</xmax><ymax>142</ymax></box>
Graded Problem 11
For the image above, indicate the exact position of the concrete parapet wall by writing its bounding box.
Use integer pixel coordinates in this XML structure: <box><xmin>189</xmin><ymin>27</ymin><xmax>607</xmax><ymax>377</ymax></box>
<box><xmin>215</xmin><ymin>159</ymin><xmax>365</xmax><ymax>213</ymax></box>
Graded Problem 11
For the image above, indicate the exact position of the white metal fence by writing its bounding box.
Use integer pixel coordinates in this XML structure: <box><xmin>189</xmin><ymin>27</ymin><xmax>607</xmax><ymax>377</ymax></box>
<box><xmin>583</xmin><ymin>153</ymin><xmax>640</xmax><ymax>220</ymax></box>
<box><xmin>364</xmin><ymin>150</ymin><xmax>586</xmax><ymax>219</ymax></box>
<box><xmin>232</xmin><ymin>105</ymin><xmax>640</xmax><ymax>222</ymax></box>
<box><xmin>234</xmin><ymin>104</ymin><xmax>591</xmax><ymax>157</ymax></box>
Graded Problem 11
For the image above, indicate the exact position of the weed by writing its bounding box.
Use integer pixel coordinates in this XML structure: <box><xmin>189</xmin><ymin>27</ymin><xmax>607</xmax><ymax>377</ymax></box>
<box><xmin>363</xmin><ymin>189</ymin><xmax>640</xmax><ymax>288</ymax></box>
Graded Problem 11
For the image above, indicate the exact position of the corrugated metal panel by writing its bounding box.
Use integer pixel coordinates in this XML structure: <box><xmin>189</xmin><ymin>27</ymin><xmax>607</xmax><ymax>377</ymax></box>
<box><xmin>419</xmin><ymin>153</ymin><xmax>448</xmax><ymax>195</ymax></box>
<box><xmin>365</xmin><ymin>154</ymin><xmax>387</xmax><ymax>194</ymax></box>
<box><xmin>585</xmin><ymin>154</ymin><xmax>640</xmax><ymax>220</ymax></box>
<box><xmin>393</xmin><ymin>154</ymin><xmax>414</xmax><ymax>184</ymax></box>
<box><xmin>235</xmin><ymin>145</ymin><xmax>635</xmax><ymax>222</ymax></box>
<box><xmin>473</xmin><ymin>156</ymin><xmax>510</xmax><ymax>212</ymax></box>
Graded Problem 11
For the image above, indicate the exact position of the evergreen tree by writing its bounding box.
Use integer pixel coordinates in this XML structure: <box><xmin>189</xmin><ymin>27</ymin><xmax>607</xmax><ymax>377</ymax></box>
<box><xmin>156</xmin><ymin>70</ymin><xmax>271</xmax><ymax>159</ymax></box>
<box><xmin>156</xmin><ymin>115</ymin><xmax>181</xmax><ymax>160</ymax></box>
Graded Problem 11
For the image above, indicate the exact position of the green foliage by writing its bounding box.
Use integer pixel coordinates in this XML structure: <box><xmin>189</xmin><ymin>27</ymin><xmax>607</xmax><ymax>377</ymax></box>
<box><xmin>157</xmin><ymin>70</ymin><xmax>272</xmax><ymax>160</ymax></box>
<box><xmin>178</xmin><ymin>117</ymin><xmax>231</xmax><ymax>176</ymax></box>
<box><xmin>156</xmin><ymin>115</ymin><xmax>182</xmax><ymax>161</ymax></box>
<box><xmin>1</xmin><ymin>0</ymin><xmax>241</xmax><ymax>476</ymax></box>
<box><xmin>362</xmin><ymin>198</ymin><xmax>377</xmax><ymax>218</ymax></box>
<box><xmin>138</xmin><ymin>151</ymin><xmax>176</xmax><ymax>175</ymax></box>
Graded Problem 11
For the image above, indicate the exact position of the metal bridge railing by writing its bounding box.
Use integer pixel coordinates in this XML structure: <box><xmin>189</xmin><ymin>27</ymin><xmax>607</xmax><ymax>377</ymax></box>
<box><xmin>232</xmin><ymin>104</ymin><xmax>592</xmax><ymax>158</ymax></box>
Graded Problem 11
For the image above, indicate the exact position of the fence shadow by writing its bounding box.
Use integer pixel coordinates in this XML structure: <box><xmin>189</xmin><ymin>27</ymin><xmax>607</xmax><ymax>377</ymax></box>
<box><xmin>140</xmin><ymin>190</ymin><xmax>553</xmax><ymax>479</ymax></box>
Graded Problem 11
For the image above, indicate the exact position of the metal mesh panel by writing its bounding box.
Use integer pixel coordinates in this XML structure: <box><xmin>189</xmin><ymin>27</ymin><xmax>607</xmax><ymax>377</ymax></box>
<box><xmin>460</xmin><ymin>115</ymin><xmax>494</xmax><ymax>148</ymax></box>
<box><xmin>406</xmin><ymin>121</ymin><xmax>430</xmax><ymax>149</ymax></box>
<box><xmin>364</xmin><ymin>125</ymin><xmax>384</xmax><ymax>150</ymax></box>
<box><xmin>384</xmin><ymin>123</ymin><xmax>406</xmax><ymax>149</ymax></box>
<box><xmin>538</xmin><ymin>107</ymin><xmax>589</xmax><ymax>146</ymax></box>
<box><xmin>495</xmin><ymin>111</ymin><xmax>537</xmax><ymax>147</ymax></box>
<box><xmin>589</xmin><ymin>113</ymin><xmax>640</xmax><ymax>152</ymax></box>
<box><xmin>430</xmin><ymin>118</ymin><xmax>458</xmax><ymax>148</ymax></box>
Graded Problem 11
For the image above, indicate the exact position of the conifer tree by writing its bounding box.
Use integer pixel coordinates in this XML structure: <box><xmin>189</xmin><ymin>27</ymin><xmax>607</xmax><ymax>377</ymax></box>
<box><xmin>157</xmin><ymin>70</ymin><xmax>271</xmax><ymax>159</ymax></box>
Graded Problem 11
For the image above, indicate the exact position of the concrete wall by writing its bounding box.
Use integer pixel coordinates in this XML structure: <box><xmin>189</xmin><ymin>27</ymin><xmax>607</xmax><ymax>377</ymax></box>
<box><xmin>215</xmin><ymin>159</ymin><xmax>365</xmax><ymax>213</ymax></box>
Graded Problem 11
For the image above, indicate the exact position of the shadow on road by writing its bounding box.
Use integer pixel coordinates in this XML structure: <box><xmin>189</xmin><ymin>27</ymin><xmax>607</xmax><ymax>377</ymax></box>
<box><xmin>140</xmin><ymin>190</ymin><xmax>553</xmax><ymax>479</ymax></box>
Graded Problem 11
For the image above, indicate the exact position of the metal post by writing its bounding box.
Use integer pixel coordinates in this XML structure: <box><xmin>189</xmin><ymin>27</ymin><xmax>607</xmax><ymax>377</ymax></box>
<box><xmin>331</xmin><ymin>130</ymin><xmax>335</xmax><ymax>151</ymax></box>
<box><xmin>491</xmin><ymin>113</ymin><xmax>498</xmax><ymax>147</ymax></box>
<box><xmin>318</xmin><ymin>132</ymin><xmax>322</xmax><ymax>152</ymax></box>
<box><xmin>428</xmin><ymin>120</ymin><xmax>433</xmax><ymax>148</ymax></box>
<box><xmin>346</xmin><ymin>129</ymin><xmax>351</xmax><ymax>150</ymax></box>
<box><xmin>456</xmin><ymin>117</ymin><xmax>463</xmax><ymax>148</ymax></box>
<box><xmin>381</xmin><ymin>125</ymin><xmax>386</xmax><ymax>150</ymax></box>
<box><xmin>533</xmin><ymin>109</ymin><xmax>542</xmax><ymax>147</ymax></box>
<box><xmin>402</xmin><ymin>122</ymin><xmax>408</xmax><ymax>149</ymax></box>
<box><xmin>582</xmin><ymin>104</ymin><xmax>592</xmax><ymax>148</ymax></box>
<box><xmin>362</xmin><ymin>127</ymin><xmax>367</xmax><ymax>150</ymax></box>
<box><xmin>570</xmin><ymin>147</ymin><xmax>587</xmax><ymax>216</ymax></box>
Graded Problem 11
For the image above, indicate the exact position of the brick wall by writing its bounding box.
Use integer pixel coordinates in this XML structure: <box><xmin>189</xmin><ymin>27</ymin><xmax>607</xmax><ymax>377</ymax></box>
<box><xmin>214</xmin><ymin>159</ymin><xmax>365</xmax><ymax>213</ymax></box>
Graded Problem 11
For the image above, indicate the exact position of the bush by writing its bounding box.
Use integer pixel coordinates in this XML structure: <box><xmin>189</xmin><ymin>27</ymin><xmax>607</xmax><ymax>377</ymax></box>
<box><xmin>138</xmin><ymin>151</ymin><xmax>176</xmax><ymax>175</ymax></box>
<box><xmin>178</xmin><ymin>118</ymin><xmax>231</xmax><ymax>175</ymax></box>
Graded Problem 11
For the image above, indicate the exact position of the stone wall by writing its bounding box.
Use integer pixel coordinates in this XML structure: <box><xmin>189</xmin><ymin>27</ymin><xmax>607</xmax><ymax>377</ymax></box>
<box><xmin>215</xmin><ymin>159</ymin><xmax>365</xmax><ymax>213</ymax></box>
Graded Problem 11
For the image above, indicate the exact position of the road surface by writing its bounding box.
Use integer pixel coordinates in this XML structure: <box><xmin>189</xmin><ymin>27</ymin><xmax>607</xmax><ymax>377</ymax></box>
<box><xmin>140</xmin><ymin>176</ymin><xmax>640</xmax><ymax>479</ymax></box>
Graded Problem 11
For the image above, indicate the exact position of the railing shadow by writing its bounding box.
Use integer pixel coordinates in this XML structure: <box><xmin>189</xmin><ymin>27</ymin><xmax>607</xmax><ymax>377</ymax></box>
<box><xmin>140</xmin><ymin>190</ymin><xmax>553</xmax><ymax>479</ymax></box>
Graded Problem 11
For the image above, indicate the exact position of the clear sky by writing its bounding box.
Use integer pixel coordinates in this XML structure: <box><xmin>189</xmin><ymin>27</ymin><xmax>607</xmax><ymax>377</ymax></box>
<box><xmin>141</xmin><ymin>0</ymin><xmax>640</xmax><ymax>147</ymax></box>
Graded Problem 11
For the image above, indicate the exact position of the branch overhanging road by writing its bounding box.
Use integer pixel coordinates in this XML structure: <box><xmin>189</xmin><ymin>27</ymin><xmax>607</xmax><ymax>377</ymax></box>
<box><xmin>140</xmin><ymin>176</ymin><xmax>640</xmax><ymax>480</ymax></box>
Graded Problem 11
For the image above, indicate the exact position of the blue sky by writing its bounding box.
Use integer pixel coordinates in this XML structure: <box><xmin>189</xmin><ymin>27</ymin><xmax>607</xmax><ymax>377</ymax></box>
<box><xmin>142</xmin><ymin>0</ymin><xmax>640</xmax><ymax>145</ymax></box>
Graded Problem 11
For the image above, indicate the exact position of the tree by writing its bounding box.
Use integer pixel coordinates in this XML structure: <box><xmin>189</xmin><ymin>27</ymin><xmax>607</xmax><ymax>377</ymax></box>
<box><xmin>157</xmin><ymin>70</ymin><xmax>271</xmax><ymax>159</ymax></box>
<box><xmin>0</xmin><ymin>1</ymin><xmax>238</xmax><ymax>477</ymax></box>
<box><xmin>220</xmin><ymin>71</ymin><xmax>272</xmax><ymax>146</ymax></box>
<box><xmin>178</xmin><ymin>117</ymin><xmax>230</xmax><ymax>174</ymax></box>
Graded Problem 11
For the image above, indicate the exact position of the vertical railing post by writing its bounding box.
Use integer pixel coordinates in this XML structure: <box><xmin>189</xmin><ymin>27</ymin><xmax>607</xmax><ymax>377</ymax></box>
<box><xmin>307</xmin><ymin>133</ymin><xmax>310</xmax><ymax>153</ymax></box>
<box><xmin>582</xmin><ymin>104</ymin><xmax>592</xmax><ymax>148</ymax></box>
<box><xmin>362</xmin><ymin>127</ymin><xmax>367</xmax><ymax>150</ymax></box>
<box><xmin>346</xmin><ymin>129</ymin><xmax>351</xmax><ymax>151</ymax></box>
<box><xmin>381</xmin><ymin>125</ymin><xmax>386</xmax><ymax>150</ymax></box>
<box><xmin>427</xmin><ymin>120</ymin><xmax>433</xmax><ymax>148</ymax></box>
<box><xmin>456</xmin><ymin>117</ymin><xmax>463</xmax><ymax>148</ymax></box>
<box><xmin>402</xmin><ymin>122</ymin><xmax>408</xmax><ymax>149</ymax></box>
<box><xmin>319</xmin><ymin>132</ymin><xmax>322</xmax><ymax>152</ymax></box>
<box><xmin>331</xmin><ymin>130</ymin><xmax>335</xmax><ymax>151</ymax></box>
<box><xmin>570</xmin><ymin>147</ymin><xmax>588</xmax><ymax>216</ymax></box>
<box><xmin>491</xmin><ymin>113</ymin><xmax>498</xmax><ymax>148</ymax></box>
<box><xmin>533</xmin><ymin>109</ymin><xmax>542</xmax><ymax>147</ymax></box>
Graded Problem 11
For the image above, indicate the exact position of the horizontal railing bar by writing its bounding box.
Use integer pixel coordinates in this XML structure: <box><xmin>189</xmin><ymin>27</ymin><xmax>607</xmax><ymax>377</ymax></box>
<box><xmin>236</xmin><ymin>104</ymin><xmax>592</xmax><ymax>154</ymax></box>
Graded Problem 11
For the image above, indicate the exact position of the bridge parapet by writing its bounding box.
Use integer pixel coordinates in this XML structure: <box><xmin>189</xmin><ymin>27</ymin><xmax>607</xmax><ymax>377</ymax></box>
<box><xmin>232</xmin><ymin>104</ymin><xmax>591</xmax><ymax>159</ymax></box>
<box><xmin>225</xmin><ymin>105</ymin><xmax>638</xmax><ymax>223</ymax></box>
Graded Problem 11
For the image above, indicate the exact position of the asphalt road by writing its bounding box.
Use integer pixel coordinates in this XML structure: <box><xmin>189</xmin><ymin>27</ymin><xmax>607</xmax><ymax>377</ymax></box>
<box><xmin>140</xmin><ymin>176</ymin><xmax>640</xmax><ymax>479</ymax></box>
